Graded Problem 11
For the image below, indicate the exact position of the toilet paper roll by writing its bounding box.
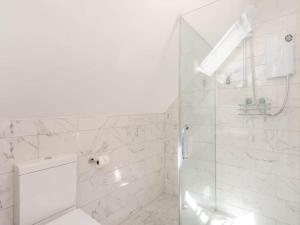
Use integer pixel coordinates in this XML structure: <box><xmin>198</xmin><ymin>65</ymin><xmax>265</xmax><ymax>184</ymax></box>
<box><xmin>96</xmin><ymin>155</ymin><xmax>110</xmax><ymax>168</ymax></box>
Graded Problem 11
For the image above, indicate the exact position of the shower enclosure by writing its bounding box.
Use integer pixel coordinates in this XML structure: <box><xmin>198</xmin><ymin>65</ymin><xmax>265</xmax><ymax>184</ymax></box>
<box><xmin>179</xmin><ymin>0</ymin><xmax>299</xmax><ymax>225</ymax></box>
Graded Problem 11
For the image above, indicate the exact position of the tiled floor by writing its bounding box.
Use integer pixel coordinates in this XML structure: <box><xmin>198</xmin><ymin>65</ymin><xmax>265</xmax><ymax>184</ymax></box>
<box><xmin>119</xmin><ymin>194</ymin><xmax>233</xmax><ymax>225</ymax></box>
<box><xmin>120</xmin><ymin>194</ymin><xmax>179</xmax><ymax>225</ymax></box>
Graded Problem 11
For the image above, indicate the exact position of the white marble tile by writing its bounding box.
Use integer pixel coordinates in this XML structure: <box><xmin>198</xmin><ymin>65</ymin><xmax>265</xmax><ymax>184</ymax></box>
<box><xmin>182</xmin><ymin>109</ymin><xmax>214</xmax><ymax>128</ymax></box>
<box><xmin>217</xmin><ymin>145</ymin><xmax>300</xmax><ymax>179</ymax></box>
<box><xmin>36</xmin><ymin>117</ymin><xmax>78</xmax><ymax>135</ymax></box>
<box><xmin>127</xmin><ymin>116</ymin><xmax>147</xmax><ymax>127</ymax></box>
<box><xmin>77</xmin><ymin>172</ymin><xmax>123</xmax><ymax>207</ymax></box>
<box><xmin>276</xmin><ymin>177</ymin><xmax>300</xmax><ymax>204</ymax></box>
<box><xmin>10</xmin><ymin>136</ymin><xmax>39</xmax><ymax>161</ymax></box>
<box><xmin>216</xmin><ymin>182</ymin><xmax>300</xmax><ymax>225</ymax></box>
<box><xmin>101</xmin><ymin>201</ymin><xmax>141</xmax><ymax>225</ymax></box>
<box><xmin>0</xmin><ymin>207</ymin><xmax>13</xmax><ymax>225</ymax></box>
<box><xmin>165</xmin><ymin>124</ymin><xmax>178</xmax><ymax>140</ymax></box>
<box><xmin>39</xmin><ymin>132</ymin><xmax>78</xmax><ymax>158</ymax></box>
<box><xmin>164</xmin><ymin>99</ymin><xmax>179</xmax><ymax>196</ymax></box>
<box><xmin>0</xmin><ymin>136</ymin><xmax>39</xmax><ymax>174</ymax></box>
<box><xmin>244</xmin><ymin>189</ymin><xmax>298</xmax><ymax>224</ymax></box>
<box><xmin>104</xmin><ymin>115</ymin><xmax>132</xmax><ymax>128</ymax></box>
<box><xmin>78</xmin><ymin>115</ymin><xmax>109</xmax><ymax>131</ymax></box>
<box><xmin>188</xmin><ymin>142</ymin><xmax>215</xmax><ymax>161</ymax></box>
<box><xmin>129</xmin><ymin>140</ymin><xmax>164</xmax><ymax>163</ymax></box>
<box><xmin>0</xmin><ymin>119</ymin><xmax>37</xmax><ymax>138</ymax></box>
<box><xmin>0</xmin><ymin>173</ymin><xmax>13</xmax><ymax>209</ymax></box>
<box><xmin>79</xmin><ymin>176</ymin><xmax>164</xmax><ymax>225</ymax></box>
<box><xmin>252</xmin><ymin>16</ymin><xmax>283</xmax><ymax>38</ymax></box>
<box><xmin>76</xmin><ymin>130</ymin><xmax>106</xmax><ymax>156</ymax></box>
<box><xmin>145</xmin><ymin>123</ymin><xmax>164</xmax><ymax>140</ymax></box>
<box><xmin>280</xmin><ymin>12</ymin><xmax>300</xmax><ymax>36</ymax></box>
<box><xmin>120</xmin><ymin>194</ymin><xmax>178</xmax><ymax>225</ymax></box>
<box><xmin>253</xmin><ymin>0</ymin><xmax>280</xmax><ymax>23</ymax></box>
<box><xmin>130</xmin><ymin>114</ymin><xmax>165</xmax><ymax>127</ymax></box>
<box><xmin>127</xmin><ymin>125</ymin><xmax>146</xmax><ymax>144</ymax></box>
<box><xmin>181</xmin><ymin>89</ymin><xmax>215</xmax><ymax>110</ymax></box>
<box><xmin>0</xmin><ymin>140</ymin><xmax>14</xmax><ymax>175</ymax></box>
<box><xmin>216</xmin><ymin>126</ymin><xmax>278</xmax><ymax>152</ymax></box>
<box><xmin>277</xmin><ymin>0</ymin><xmax>300</xmax><ymax>17</ymax></box>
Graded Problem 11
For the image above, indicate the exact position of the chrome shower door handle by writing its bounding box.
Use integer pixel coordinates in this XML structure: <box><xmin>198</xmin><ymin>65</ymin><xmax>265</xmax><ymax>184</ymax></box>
<box><xmin>179</xmin><ymin>124</ymin><xmax>189</xmax><ymax>160</ymax></box>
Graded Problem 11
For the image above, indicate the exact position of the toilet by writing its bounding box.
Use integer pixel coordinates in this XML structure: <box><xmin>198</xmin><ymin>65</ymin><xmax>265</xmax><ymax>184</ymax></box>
<box><xmin>14</xmin><ymin>154</ymin><xmax>101</xmax><ymax>225</ymax></box>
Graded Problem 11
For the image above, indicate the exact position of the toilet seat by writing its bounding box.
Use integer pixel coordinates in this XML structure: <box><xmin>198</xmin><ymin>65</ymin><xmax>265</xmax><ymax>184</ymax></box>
<box><xmin>46</xmin><ymin>209</ymin><xmax>100</xmax><ymax>225</ymax></box>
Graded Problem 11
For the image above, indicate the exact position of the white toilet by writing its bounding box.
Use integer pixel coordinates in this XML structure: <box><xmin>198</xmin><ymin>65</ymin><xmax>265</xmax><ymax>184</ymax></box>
<box><xmin>14</xmin><ymin>154</ymin><xmax>101</xmax><ymax>225</ymax></box>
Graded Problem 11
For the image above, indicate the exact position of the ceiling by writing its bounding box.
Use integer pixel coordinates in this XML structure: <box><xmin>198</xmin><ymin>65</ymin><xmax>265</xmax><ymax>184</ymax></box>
<box><xmin>0</xmin><ymin>0</ymin><xmax>218</xmax><ymax>118</ymax></box>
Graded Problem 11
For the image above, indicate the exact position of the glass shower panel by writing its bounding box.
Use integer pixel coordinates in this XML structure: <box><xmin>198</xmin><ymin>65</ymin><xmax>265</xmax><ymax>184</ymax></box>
<box><xmin>179</xmin><ymin>0</ymin><xmax>300</xmax><ymax>225</ymax></box>
<box><xmin>179</xmin><ymin>19</ymin><xmax>216</xmax><ymax>225</ymax></box>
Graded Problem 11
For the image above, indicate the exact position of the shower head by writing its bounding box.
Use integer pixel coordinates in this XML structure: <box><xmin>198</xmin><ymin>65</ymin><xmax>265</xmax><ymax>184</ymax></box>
<box><xmin>197</xmin><ymin>6</ymin><xmax>256</xmax><ymax>76</ymax></box>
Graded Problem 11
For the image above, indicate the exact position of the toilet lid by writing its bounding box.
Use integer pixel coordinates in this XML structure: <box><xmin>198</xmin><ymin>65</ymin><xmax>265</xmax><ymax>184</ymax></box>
<box><xmin>46</xmin><ymin>209</ymin><xmax>100</xmax><ymax>225</ymax></box>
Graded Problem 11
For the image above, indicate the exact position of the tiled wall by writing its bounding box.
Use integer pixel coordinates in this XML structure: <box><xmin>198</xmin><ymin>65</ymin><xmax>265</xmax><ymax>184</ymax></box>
<box><xmin>215</xmin><ymin>0</ymin><xmax>300</xmax><ymax>224</ymax></box>
<box><xmin>164</xmin><ymin>99</ymin><xmax>179</xmax><ymax>196</ymax></box>
<box><xmin>0</xmin><ymin>114</ymin><xmax>165</xmax><ymax>225</ymax></box>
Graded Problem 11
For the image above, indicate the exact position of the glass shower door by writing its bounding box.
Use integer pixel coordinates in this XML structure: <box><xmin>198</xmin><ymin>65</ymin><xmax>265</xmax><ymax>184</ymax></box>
<box><xmin>179</xmin><ymin>19</ymin><xmax>216</xmax><ymax>225</ymax></box>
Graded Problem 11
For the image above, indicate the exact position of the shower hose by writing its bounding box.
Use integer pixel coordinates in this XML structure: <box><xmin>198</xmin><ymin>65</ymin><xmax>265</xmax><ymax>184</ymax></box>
<box><xmin>249</xmin><ymin>38</ymin><xmax>290</xmax><ymax>117</ymax></box>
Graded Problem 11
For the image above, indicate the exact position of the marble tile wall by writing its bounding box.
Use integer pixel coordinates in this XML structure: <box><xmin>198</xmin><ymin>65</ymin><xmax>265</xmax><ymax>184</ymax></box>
<box><xmin>0</xmin><ymin>113</ymin><xmax>165</xmax><ymax>225</ymax></box>
<box><xmin>164</xmin><ymin>100</ymin><xmax>179</xmax><ymax>196</ymax></box>
<box><xmin>215</xmin><ymin>0</ymin><xmax>300</xmax><ymax>224</ymax></box>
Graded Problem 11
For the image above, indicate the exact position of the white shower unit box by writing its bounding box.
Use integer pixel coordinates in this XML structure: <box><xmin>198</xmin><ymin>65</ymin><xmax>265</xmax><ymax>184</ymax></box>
<box><xmin>14</xmin><ymin>154</ymin><xmax>77</xmax><ymax>225</ymax></box>
<box><xmin>265</xmin><ymin>34</ymin><xmax>295</xmax><ymax>78</ymax></box>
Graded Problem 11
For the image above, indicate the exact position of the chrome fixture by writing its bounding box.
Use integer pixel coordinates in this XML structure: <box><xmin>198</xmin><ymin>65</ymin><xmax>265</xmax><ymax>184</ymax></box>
<box><xmin>239</xmin><ymin>34</ymin><xmax>294</xmax><ymax>116</ymax></box>
<box><xmin>239</xmin><ymin>97</ymin><xmax>271</xmax><ymax>116</ymax></box>
<box><xmin>179</xmin><ymin>124</ymin><xmax>189</xmax><ymax>161</ymax></box>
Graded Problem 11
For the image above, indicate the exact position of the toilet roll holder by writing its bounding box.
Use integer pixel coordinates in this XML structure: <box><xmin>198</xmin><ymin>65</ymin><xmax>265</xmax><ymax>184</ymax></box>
<box><xmin>88</xmin><ymin>157</ymin><xmax>100</xmax><ymax>165</ymax></box>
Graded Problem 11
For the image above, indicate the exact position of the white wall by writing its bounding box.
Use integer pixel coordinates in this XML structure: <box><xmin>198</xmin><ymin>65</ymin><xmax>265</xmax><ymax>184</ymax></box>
<box><xmin>0</xmin><ymin>0</ymin><xmax>216</xmax><ymax>118</ymax></box>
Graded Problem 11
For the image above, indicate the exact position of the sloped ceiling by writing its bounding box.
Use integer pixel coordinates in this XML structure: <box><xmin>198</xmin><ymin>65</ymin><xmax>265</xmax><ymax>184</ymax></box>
<box><xmin>0</xmin><ymin>0</ymin><xmax>216</xmax><ymax>118</ymax></box>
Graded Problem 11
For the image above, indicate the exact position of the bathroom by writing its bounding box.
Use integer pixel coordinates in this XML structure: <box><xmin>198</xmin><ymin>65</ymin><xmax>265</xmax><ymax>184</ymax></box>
<box><xmin>0</xmin><ymin>0</ymin><xmax>299</xmax><ymax>225</ymax></box>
